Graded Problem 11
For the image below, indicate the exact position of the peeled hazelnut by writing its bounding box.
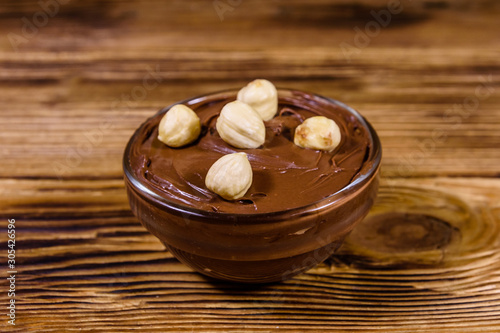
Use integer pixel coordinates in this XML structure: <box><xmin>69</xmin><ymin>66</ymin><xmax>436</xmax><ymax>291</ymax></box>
<box><xmin>157</xmin><ymin>104</ymin><xmax>201</xmax><ymax>147</ymax></box>
<box><xmin>205</xmin><ymin>152</ymin><xmax>253</xmax><ymax>200</ymax></box>
<box><xmin>216</xmin><ymin>100</ymin><xmax>265</xmax><ymax>149</ymax></box>
<box><xmin>237</xmin><ymin>79</ymin><xmax>278</xmax><ymax>121</ymax></box>
<box><xmin>294</xmin><ymin>116</ymin><xmax>341</xmax><ymax>152</ymax></box>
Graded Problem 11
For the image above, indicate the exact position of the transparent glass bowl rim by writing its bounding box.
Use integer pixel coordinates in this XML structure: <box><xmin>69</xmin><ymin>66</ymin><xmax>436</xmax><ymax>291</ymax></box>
<box><xmin>123</xmin><ymin>88</ymin><xmax>382</xmax><ymax>219</ymax></box>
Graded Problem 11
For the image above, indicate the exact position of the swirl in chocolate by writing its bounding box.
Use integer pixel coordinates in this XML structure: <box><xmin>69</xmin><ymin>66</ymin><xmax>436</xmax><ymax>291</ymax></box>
<box><xmin>128</xmin><ymin>90</ymin><xmax>371</xmax><ymax>214</ymax></box>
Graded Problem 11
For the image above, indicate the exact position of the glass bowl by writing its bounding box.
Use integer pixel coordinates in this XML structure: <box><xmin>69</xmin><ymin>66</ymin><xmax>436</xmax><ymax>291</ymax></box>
<box><xmin>123</xmin><ymin>89</ymin><xmax>382</xmax><ymax>283</ymax></box>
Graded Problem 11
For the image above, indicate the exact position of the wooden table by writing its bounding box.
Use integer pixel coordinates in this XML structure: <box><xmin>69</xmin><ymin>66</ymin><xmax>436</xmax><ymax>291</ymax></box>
<box><xmin>2</xmin><ymin>0</ymin><xmax>499</xmax><ymax>331</ymax></box>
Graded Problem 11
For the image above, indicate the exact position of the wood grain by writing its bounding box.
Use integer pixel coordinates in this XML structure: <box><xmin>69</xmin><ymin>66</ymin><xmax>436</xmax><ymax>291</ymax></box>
<box><xmin>1</xmin><ymin>0</ymin><xmax>500</xmax><ymax>331</ymax></box>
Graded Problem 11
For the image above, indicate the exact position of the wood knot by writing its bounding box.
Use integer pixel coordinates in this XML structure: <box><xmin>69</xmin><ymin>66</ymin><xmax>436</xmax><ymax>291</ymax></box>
<box><xmin>352</xmin><ymin>212</ymin><xmax>455</xmax><ymax>253</ymax></box>
<box><xmin>332</xmin><ymin>186</ymin><xmax>481</xmax><ymax>269</ymax></box>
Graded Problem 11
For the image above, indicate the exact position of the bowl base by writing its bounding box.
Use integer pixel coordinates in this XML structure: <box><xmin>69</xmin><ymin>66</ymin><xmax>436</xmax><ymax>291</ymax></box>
<box><xmin>163</xmin><ymin>240</ymin><xmax>345</xmax><ymax>283</ymax></box>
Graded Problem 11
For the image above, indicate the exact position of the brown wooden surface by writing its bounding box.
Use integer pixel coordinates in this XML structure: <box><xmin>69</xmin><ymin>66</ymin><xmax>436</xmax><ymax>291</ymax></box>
<box><xmin>1</xmin><ymin>0</ymin><xmax>500</xmax><ymax>331</ymax></box>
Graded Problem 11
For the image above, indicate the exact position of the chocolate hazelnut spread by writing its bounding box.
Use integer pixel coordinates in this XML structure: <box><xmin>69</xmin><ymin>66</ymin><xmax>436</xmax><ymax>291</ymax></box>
<box><xmin>127</xmin><ymin>90</ymin><xmax>371</xmax><ymax>214</ymax></box>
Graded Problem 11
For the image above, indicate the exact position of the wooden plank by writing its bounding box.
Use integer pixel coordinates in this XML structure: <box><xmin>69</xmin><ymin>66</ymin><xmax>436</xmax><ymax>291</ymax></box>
<box><xmin>2</xmin><ymin>179</ymin><xmax>500</xmax><ymax>332</ymax></box>
<box><xmin>1</xmin><ymin>71</ymin><xmax>499</xmax><ymax>178</ymax></box>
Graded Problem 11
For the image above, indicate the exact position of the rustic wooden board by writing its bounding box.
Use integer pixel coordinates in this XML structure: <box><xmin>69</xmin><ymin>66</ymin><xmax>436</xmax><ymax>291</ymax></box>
<box><xmin>1</xmin><ymin>0</ymin><xmax>499</xmax><ymax>331</ymax></box>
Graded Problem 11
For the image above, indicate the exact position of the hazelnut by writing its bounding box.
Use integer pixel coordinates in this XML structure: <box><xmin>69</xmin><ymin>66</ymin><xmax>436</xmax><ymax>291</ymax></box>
<box><xmin>216</xmin><ymin>100</ymin><xmax>266</xmax><ymax>149</ymax></box>
<box><xmin>294</xmin><ymin>116</ymin><xmax>341</xmax><ymax>152</ymax></box>
<box><xmin>237</xmin><ymin>79</ymin><xmax>278</xmax><ymax>121</ymax></box>
<box><xmin>158</xmin><ymin>104</ymin><xmax>201</xmax><ymax>147</ymax></box>
<box><xmin>205</xmin><ymin>152</ymin><xmax>253</xmax><ymax>200</ymax></box>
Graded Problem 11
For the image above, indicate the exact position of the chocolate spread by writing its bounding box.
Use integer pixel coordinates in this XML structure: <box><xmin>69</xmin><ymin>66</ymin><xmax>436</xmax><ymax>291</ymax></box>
<box><xmin>128</xmin><ymin>90</ymin><xmax>371</xmax><ymax>214</ymax></box>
